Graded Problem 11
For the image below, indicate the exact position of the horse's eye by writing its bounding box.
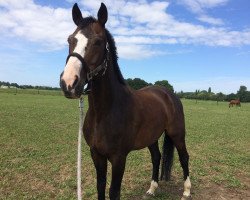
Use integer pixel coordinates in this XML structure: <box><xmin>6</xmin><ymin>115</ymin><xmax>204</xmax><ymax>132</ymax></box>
<box><xmin>93</xmin><ymin>39</ymin><xmax>102</xmax><ymax>46</ymax></box>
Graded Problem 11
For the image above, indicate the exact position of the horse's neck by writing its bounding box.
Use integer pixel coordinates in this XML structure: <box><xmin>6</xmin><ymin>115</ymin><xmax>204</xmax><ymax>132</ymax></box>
<box><xmin>88</xmin><ymin>62</ymin><xmax>127</xmax><ymax>114</ymax></box>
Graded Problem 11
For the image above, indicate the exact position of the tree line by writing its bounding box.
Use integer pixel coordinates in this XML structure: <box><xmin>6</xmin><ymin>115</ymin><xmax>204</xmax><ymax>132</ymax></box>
<box><xmin>176</xmin><ymin>86</ymin><xmax>250</xmax><ymax>102</ymax></box>
<box><xmin>0</xmin><ymin>81</ymin><xmax>60</xmax><ymax>90</ymax></box>
<box><xmin>126</xmin><ymin>78</ymin><xmax>174</xmax><ymax>92</ymax></box>
<box><xmin>0</xmin><ymin>79</ymin><xmax>174</xmax><ymax>93</ymax></box>
<box><xmin>1</xmin><ymin>80</ymin><xmax>250</xmax><ymax>102</ymax></box>
<box><xmin>125</xmin><ymin>79</ymin><xmax>250</xmax><ymax>102</ymax></box>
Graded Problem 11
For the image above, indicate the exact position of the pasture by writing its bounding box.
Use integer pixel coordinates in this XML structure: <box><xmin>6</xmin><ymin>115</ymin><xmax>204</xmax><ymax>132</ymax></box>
<box><xmin>0</xmin><ymin>90</ymin><xmax>249</xmax><ymax>199</ymax></box>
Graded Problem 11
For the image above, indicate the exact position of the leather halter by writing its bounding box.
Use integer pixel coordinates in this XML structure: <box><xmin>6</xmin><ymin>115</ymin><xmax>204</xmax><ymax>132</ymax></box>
<box><xmin>66</xmin><ymin>42</ymin><xmax>109</xmax><ymax>82</ymax></box>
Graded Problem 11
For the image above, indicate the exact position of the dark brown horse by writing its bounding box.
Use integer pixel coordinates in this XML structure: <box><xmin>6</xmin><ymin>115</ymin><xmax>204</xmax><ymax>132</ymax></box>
<box><xmin>60</xmin><ymin>3</ymin><xmax>191</xmax><ymax>200</ymax></box>
<box><xmin>229</xmin><ymin>99</ymin><xmax>241</xmax><ymax>108</ymax></box>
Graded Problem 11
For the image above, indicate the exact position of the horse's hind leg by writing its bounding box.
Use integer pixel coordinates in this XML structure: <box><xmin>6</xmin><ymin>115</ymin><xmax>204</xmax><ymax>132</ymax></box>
<box><xmin>146</xmin><ymin>141</ymin><xmax>161</xmax><ymax>196</ymax></box>
<box><xmin>172</xmin><ymin>135</ymin><xmax>191</xmax><ymax>199</ymax></box>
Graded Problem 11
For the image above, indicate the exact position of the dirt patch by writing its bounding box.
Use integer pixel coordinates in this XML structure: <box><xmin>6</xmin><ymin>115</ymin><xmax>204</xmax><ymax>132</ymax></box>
<box><xmin>124</xmin><ymin>176</ymin><xmax>249</xmax><ymax>200</ymax></box>
<box><xmin>194</xmin><ymin>183</ymin><xmax>249</xmax><ymax>200</ymax></box>
<box><xmin>193</xmin><ymin>172</ymin><xmax>250</xmax><ymax>200</ymax></box>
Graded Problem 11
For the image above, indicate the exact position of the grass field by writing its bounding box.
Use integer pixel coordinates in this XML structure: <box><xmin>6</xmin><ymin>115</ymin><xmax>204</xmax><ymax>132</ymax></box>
<box><xmin>0</xmin><ymin>88</ymin><xmax>62</xmax><ymax>96</ymax></box>
<box><xmin>0</xmin><ymin>91</ymin><xmax>249</xmax><ymax>199</ymax></box>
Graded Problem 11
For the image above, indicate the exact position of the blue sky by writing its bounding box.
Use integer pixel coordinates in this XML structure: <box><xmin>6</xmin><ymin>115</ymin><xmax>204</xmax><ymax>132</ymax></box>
<box><xmin>0</xmin><ymin>0</ymin><xmax>249</xmax><ymax>94</ymax></box>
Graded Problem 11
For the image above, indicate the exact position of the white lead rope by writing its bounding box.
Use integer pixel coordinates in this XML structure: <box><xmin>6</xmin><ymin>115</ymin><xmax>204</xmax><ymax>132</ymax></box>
<box><xmin>77</xmin><ymin>97</ymin><xmax>84</xmax><ymax>200</ymax></box>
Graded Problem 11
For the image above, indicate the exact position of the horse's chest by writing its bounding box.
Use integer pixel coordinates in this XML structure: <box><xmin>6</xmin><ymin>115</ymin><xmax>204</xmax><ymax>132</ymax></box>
<box><xmin>84</xmin><ymin>122</ymin><xmax>120</xmax><ymax>155</ymax></box>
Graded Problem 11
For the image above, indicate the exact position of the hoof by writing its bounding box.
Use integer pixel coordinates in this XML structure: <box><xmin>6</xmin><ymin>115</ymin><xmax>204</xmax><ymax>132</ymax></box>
<box><xmin>146</xmin><ymin>190</ymin><xmax>155</xmax><ymax>196</ymax></box>
<box><xmin>146</xmin><ymin>180</ymin><xmax>158</xmax><ymax>197</ymax></box>
<box><xmin>181</xmin><ymin>195</ymin><xmax>192</xmax><ymax>200</ymax></box>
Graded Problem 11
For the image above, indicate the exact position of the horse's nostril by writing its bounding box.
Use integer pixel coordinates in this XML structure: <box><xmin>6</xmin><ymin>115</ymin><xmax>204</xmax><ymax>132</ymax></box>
<box><xmin>72</xmin><ymin>75</ymin><xmax>79</xmax><ymax>88</ymax></box>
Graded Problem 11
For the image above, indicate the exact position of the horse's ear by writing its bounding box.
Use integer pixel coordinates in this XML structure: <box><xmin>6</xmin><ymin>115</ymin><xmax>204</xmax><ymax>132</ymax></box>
<box><xmin>97</xmin><ymin>3</ymin><xmax>108</xmax><ymax>27</ymax></box>
<box><xmin>72</xmin><ymin>3</ymin><xmax>83</xmax><ymax>26</ymax></box>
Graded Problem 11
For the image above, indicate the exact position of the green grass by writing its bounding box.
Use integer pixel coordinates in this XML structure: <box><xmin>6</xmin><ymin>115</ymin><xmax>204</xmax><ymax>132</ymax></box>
<box><xmin>0</xmin><ymin>92</ymin><xmax>249</xmax><ymax>199</ymax></box>
<box><xmin>183</xmin><ymin>100</ymin><xmax>250</xmax><ymax>193</ymax></box>
<box><xmin>0</xmin><ymin>88</ymin><xmax>62</xmax><ymax>96</ymax></box>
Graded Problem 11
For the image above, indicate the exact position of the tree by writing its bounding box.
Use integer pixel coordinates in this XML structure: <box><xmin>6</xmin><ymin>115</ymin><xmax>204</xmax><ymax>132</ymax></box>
<box><xmin>154</xmin><ymin>80</ymin><xmax>174</xmax><ymax>92</ymax></box>
<box><xmin>208</xmin><ymin>87</ymin><xmax>211</xmax><ymax>94</ymax></box>
<box><xmin>178</xmin><ymin>90</ymin><xmax>184</xmax><ymax>98</ymax></box>
<box><xmin>216</xmin><ymin>92</ymin><xmax>226</xmax><ymax>101</ymax></box>
<box><xmin>10</xmin><ymin>83</ymin><xmax>19</xmax><ymax>88</ymax></box>
<box><xmin>126</xmin><ymin>78</ymin><xmax>150</xmax><ymax>90</ymax></box>
<box><xmin>237</xmin><ymin>85</ymin><xmax>248</xmax><ymax>102</ymax></box>
<box><xmin>245</xmin><ymin>91</ymin><xmax>250</xmax><ymax>102</ymax></box>
<box><xmin>226</xmin><ymin>93</ymin><xmax>237</xmax><ymax>101</ymax></box>
<box><xmin>197</xmin><ymin>90</ymin><xmax>208</xmax><ymax>100</ymax></box>
<box><xmin>238</xmin><ymin>85</ymin><xmax>247</xmax><ymax>93</ymax></box>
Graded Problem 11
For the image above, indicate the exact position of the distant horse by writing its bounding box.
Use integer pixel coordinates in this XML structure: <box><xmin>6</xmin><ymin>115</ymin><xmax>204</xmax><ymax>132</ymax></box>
<box><xmin>60</xmin><ymin>3</ymin><xmax>191</xmax><ymax>200</ymax></box>
<box><xmin>229</xmin><ymin>99</ymin><xmax>241</xmax><ymax>108</ymax></box>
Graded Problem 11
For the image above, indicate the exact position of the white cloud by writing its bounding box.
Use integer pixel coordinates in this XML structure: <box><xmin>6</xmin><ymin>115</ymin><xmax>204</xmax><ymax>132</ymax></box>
<box><xmin>0</xmin><ymin>0</ymin><xmax>250</xmax><ymax>59</ymax></box>
<box><xmin>178</xmin><ymin>0</ymin><xmax>228</xmax><ymax>25</ymax></box>
<box><xmin>0</xmin><ymin>0</ymin><xmax>82</xmax><ymax>50</ymax></box>
<box><xmin>179</xmin><ymin>0</ymin><xmax>229</xmax><ymax>12</ymax></box>
<box><xmin>178</xmin><ymin>0</ymin><xmax>204</xmax><ymax>13</ymax></box>
<box><xmin>115</xmin><ymin>36</ymin><xmax>178</xmax><ymax>45</ymax></box>
<box><xmin>118</xmin><ymin>44</ymin><xmax>164</xmax><ymax>60</ymax></box>
<box><xmin>196</xmin><ymin>0</ymin><xmax>229</xmax><ymax>8</ymax></box>
<box><xmin>197</xmin><ymin>14</ymin><xmax>224</xmax><ymax>25</ymax></box>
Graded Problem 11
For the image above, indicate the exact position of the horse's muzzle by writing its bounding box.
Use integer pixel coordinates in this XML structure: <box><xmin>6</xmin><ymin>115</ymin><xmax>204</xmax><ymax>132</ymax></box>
<box><xmin>60</xmin><ymin>72</ymin><xmax>85</xmax><ymax>99</ymax></box>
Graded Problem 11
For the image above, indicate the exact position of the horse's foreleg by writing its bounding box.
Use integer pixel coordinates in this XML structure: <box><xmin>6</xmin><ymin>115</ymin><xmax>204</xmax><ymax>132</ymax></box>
<box><xmin>147</xmin><ymin>141</ymin><xmax>161</xmax><ymax>196</ymax></box>
<box><xmin>90</xmin><ymin>149</ymin><xmax>107</xmax><ymax>200</ymax></box>
<box><xmin>109</xmin><ymin>154</ymin><xmax>127</xmax><ymax>200</ymax></box>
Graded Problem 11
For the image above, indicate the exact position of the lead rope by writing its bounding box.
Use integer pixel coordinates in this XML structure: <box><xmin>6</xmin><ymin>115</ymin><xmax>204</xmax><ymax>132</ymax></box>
<box><xmin>77</xmin><ymin>97</ymin><xmax>84</xmax><ymax>200</ymax></box>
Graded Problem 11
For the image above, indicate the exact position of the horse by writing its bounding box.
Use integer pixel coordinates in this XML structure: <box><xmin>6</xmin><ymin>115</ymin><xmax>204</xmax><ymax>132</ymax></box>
<box><xmin>229</xmin><ymin>99</ymin><xmax>241</xmax><ymax>108</ymax></box>
<box><xmin>60</xmin><ymin>3</ymin><xmax>191</xmax><ymax>200</ymax></box>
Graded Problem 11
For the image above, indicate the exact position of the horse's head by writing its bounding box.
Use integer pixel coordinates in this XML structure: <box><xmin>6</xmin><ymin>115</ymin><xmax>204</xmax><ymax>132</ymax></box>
<box><xmin>60</xmin><ymin>3</ymin><xmax>108</xmax><ymax>98</ymax></box>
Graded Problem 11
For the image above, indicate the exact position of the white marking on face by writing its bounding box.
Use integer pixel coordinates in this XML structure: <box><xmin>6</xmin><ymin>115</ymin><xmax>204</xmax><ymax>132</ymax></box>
<box><xmin>62</xmin><ymin>31</ymin><xmax>88</xmax><ymax>89</ymax></box>
<box><xmin>146</xmin><ymin>180</ymin><xmax>158</xmax><ymax>196</ymax></box>
<box><xmin>183</xmin><ymin>176</ymin><xmax>191</xmax><ymax>197</ymax></box>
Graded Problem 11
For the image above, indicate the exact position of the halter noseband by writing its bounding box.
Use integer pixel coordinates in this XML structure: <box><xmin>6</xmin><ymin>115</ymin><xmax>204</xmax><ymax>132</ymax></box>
<box><xmin>66</xmin><ymin>42</ymin><xmax>109</xmax><ymax>82</ymax></box>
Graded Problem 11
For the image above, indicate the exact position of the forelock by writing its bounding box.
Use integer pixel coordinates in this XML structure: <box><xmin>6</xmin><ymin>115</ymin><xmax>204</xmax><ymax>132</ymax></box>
<box><xmin>78</xmin><ymin>17</ymin><xmax>97</xmax><ymax>29</ymax></box>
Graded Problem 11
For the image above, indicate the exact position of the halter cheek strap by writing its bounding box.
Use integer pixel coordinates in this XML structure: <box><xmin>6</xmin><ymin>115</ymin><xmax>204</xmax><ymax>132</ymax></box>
<box><xmin>87</xmin><ymin>59</ymin><xmax>107</xmax><ymax>81</ymax></box>
<box><xmin>66</xmin><ymin>42</ymin><xmax>109</xmax><ymax>82</ymax></box>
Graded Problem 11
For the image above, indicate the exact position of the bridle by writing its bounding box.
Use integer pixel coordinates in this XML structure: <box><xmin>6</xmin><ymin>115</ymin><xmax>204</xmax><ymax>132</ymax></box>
<box><xmin>66</xmin><ymin>42</ymin><xmax>109</xmax><ymax>82</ymax></box>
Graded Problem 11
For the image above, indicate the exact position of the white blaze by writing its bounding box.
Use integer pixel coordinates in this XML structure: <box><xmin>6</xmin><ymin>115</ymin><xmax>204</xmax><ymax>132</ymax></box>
<box><xmin>62</xmin><ymin>31</ymin><xmax>88</xmax><ymax>89</ymax></box>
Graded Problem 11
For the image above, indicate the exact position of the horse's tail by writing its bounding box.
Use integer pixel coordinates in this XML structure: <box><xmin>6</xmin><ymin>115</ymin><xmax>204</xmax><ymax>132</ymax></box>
<box><xmin>160</xmin><ymin>131</ymin><xmax>175</xmax><ymax>181</ymax></box>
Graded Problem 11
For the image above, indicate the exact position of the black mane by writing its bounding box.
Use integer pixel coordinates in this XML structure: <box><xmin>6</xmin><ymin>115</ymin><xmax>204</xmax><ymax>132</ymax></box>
<box><xmin>105</xmin><ymin>29</ymin><xmax>126</xmax><ymax>85</ymax></box>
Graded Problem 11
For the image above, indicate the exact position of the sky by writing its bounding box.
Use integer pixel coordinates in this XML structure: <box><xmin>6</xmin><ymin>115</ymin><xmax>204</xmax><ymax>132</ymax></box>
<box><xmin>0</xmin><ymin>0</ymin><xmax>250</xmax><ymax>94</ymax></box>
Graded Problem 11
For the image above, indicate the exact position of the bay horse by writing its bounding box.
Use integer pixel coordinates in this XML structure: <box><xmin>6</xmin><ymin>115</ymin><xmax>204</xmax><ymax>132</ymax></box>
<box><xmin>229</xmin><ymin>99</ymin><xmax>241</xmax><ymax>108</ymax></box>
<box><xmin>60</xmin><ymin>3</ymin><xmax>191</xmax><ymax>200</ymax></box>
